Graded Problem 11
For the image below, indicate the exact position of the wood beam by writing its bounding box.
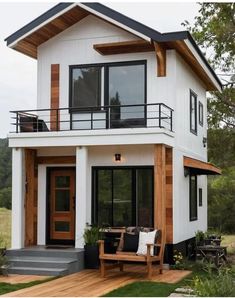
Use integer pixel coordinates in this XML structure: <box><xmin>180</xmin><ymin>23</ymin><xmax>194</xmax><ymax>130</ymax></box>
<box><xmin>165</xmin><ymin>147</ymin><xmax>173</xmax><ymax>244</ymax></box>
<box><xmin>93</xmin><ymin>40</ymin><xmax>154</xmax><ymax>55</ymax></box>
<box><xmin>184</xmin><ymin>156</ymin><xmax>221</xmax><ymax>175</ymax></box>
<box><xmin>50</xmin><ymin>64</ymin><xmax>60</xmax><ymax>131</ymax></box>
<box><xmin>154</xmin><ymin>42</ymin><xmax>166</xmax><ymax>77</ymax></box>
<box><xmin>36</xmin><ymin>156</ymin><xmax>76</xmax><ymax>164</ymax></box>
<box><xmin>154</xmin><ymin>144</ymin><xmax>166</xmax><ymax>245</ymax></box>
<box><xmin>25</xmin><ymin>149</ymin><xmax>37</xmax><ymax>246</ymax></box>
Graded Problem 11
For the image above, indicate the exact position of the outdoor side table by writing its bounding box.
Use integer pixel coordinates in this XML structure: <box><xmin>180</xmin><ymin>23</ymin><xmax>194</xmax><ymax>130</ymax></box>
<box><xmin>196</xmin><ymin>245</ymin><xmax>227</xmax><ymax>267</ymax></box>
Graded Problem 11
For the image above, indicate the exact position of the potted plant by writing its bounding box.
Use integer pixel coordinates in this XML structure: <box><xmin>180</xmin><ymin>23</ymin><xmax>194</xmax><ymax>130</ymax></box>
<box><xmin>195</xmin><ymin>230</ymin><xmax>205</xmax><ymax>246</ymax></box>
<box><xmin>83</xmin><ymin>225</ymin><xmax>102</xmax><ymax>269</ymax></box>
<box><xmin>0</xmin><ymin>255</ymin><xmax>9</xmax><ymax>276</ymax></box>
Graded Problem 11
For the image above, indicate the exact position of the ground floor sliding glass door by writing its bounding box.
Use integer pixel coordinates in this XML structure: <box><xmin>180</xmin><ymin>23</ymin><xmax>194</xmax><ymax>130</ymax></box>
<box><xmin>92</xmin><ymin>167</ymin><xmax>153</xmax><ymax>228</ymax></box>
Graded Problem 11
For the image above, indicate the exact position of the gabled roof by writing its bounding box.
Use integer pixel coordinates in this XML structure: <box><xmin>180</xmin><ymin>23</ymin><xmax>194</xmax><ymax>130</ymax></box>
<box><xmin>4</xmin><ymin>2</ymin><xmax>222</xmax><ymax>91</ymax></box>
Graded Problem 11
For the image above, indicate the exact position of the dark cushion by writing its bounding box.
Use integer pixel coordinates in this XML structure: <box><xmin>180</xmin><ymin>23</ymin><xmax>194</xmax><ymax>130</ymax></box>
<box><xmin>122</xmin><ymin>233</ymin><xmax>139</xmax><ymax>252</ymax></box>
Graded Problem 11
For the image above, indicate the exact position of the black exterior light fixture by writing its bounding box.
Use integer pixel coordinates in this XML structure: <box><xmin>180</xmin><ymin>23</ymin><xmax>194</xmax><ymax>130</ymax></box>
<box><xmin>203</xmin><ymin>137</ymin><xmax>207</xmax><ymax>148</ymax></box>
<box><xmin>114</xmin><ymin>153</ymin><xmax>121</xmax><ymax>162</ymax></box>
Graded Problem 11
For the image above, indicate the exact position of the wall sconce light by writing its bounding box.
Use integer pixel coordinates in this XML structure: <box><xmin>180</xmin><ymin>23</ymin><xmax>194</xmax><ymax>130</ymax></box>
<box><xmin>203</xmin><ymin>137</ymin><xmax>207</xmax><ymax>148</ymax></box>
<box><xmin>114</xmin><ymin>153</ymin><xmax>121</xmax><ymax>162</ymax></box>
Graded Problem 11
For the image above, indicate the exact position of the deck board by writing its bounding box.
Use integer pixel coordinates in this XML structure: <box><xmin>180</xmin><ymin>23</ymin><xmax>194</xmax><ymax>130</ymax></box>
<box><xmin>2</xmin><ymin>265</ymin><xmax>191</xmax><ymax>297</ymax></box>
<box><xmin>0</xmin><ymin>274</ymin><xmax>48</xmax><ymax>284</ymax></box>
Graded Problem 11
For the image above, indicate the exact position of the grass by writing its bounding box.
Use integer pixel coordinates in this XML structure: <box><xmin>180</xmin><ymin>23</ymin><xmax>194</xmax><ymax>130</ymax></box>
<box><xmin>0</xmin><ymin>278</ymin><xmax>55</xmax><ymax>295</ymax></box>
<box><xmin>221</xmin><ymin>234</ymin><xmax>235</xmax><ymax>255</ymax></box>
<box><xmin>0</xmin><ymin>208</ymin><xmax>11</xmax><ymax>248</ymax></box>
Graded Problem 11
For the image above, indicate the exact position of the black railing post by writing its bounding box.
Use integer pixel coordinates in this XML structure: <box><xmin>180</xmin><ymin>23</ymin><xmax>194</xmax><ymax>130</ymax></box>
<box><xmin>159</xmin><ymin>104</ymin><xmax>162</xmax><ymax>128</ymax></box>
<box><xmin>170</xmin><ymin>110</ymin><xmax>173</xmax><ymax>131</ymax></box>
<box><xmin>91</xmin><ymin>110</ymin><xmax>93</xmax><ymax>130</ymax></box>
<box><xmin>16</xmin><ymin>112</ymin><xmax>19</xmax><ymax>133</ymax></box>
<box><xmin>56</xmin><ymin>109</ymin><xmax>59</xmax><ymax>131</ymax></box>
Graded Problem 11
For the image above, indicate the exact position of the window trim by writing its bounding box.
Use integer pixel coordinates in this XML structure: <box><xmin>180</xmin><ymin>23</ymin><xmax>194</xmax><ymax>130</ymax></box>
<box><xmin>189</xmin><ymin>174</ymin><xmax>198</xmax><ymax>221</ymax></box>
<box><xmin>92</xmin><ymin>166</ymin><xmax>154</xmax><ymax>227</ymax></box>
<box><xmin>199</xmin><ymin>101</ymin><xmax>203</xmax><ymax>126</ymax></box>
<box><xmin>69</xmin><ymin>60</ymin><xmax>147</xmax><ymax>112</ymax></box>
<box><xmin>190</xmin><ymin>89</ymin><xmax>197</xmax><ymax>135</ymax></box>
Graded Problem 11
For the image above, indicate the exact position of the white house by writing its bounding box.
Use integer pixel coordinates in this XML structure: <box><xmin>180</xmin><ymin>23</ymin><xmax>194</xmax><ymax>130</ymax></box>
<box><xmin>5</xmin><ymin>3</ymin><xmax>221</xmax><ymax>275</ymax></box>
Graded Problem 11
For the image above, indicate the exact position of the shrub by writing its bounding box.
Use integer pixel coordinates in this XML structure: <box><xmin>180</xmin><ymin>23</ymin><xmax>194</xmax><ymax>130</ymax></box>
<box><xmin>192</xmin><ymin>266</ymin><xmax>235</xmax><ymax>297</ymax></box>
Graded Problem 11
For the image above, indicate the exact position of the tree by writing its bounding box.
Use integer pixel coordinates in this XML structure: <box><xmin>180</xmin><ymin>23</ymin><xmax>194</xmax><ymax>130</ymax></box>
<box><xmin>183</xmin><ymin>3</ymin><xmax>235</xmax><ymax>128</ymax></box>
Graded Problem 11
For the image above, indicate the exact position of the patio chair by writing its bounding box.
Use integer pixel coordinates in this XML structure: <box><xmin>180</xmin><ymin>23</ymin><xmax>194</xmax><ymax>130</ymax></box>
<box><xmin>98</xmin><ymin>228</ymin><xmax>164</xmax><ymax>279</ymax></box>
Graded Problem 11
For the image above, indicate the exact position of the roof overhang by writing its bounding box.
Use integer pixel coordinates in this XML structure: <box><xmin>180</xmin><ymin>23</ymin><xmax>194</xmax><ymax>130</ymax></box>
<box><xmin>4</xmin><ymin>2</ymin><xmax>222</xmax><ymax>91</ymax></box>
<box><xmin>184</xmin><ymin>156</ymin><xmax>222</xmax><ymax>176</ymax></box>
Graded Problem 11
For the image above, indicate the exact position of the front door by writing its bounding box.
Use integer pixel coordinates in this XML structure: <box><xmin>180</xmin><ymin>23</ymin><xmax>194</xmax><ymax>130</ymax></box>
<box><xmin>48</xmin><ymin>168</ymin><xmax>75</xmax><ymax>244</ymax></box>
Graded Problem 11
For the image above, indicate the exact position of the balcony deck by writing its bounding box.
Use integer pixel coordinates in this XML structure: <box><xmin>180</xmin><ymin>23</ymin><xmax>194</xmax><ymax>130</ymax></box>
<box><xmin>10</xmin><ymin>103</ymin><xmax>173</xmax><ymax>134</ymax></box>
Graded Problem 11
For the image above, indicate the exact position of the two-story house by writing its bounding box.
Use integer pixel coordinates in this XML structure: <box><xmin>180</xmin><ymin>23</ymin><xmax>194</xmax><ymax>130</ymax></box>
<box><xmin>5</xmin><ymin>3</ymin><xmax>221</xmax><ymax>275</ymax></box>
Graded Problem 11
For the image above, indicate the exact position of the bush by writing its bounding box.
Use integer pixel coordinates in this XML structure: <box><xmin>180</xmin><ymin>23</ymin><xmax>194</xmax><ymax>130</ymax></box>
<box><xmin>0</xmin><ymin>187</ymin><xmax>11</xmax><ymax>210</ymax></box>
<box><xmin>192</xmin><ymin>266</ymin><xmax>235</xmax><ymax>297</ymax></box>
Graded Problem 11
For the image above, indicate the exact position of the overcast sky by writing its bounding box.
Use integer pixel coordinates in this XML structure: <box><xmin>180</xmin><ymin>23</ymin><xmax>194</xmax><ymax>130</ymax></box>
<box><xmin>0</xmin><ymin>2</ymin><xmax>199</xmax><ymax>138</ymax></box>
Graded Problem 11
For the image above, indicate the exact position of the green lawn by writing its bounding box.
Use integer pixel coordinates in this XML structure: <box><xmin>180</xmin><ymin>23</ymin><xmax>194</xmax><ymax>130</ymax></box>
<box><xmin>0</xmin><ymin>278</ymin><xmax>55</xmax><ymax>295</ymax></box>
<box><xmin>221</xmin><ymin>234</ymin><xmax>235</xmax><ymax>254</ymax></box>
<box><xmin>0</xmin><ymin>208</ymin><xmax>11</xmax><ymax>248</ymax></box>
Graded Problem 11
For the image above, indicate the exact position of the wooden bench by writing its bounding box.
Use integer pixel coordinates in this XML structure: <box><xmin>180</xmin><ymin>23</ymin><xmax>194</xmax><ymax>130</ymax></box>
<box><xmin>98</xmin><ymin>229</ymin><xmax>164</xmax><ymax>279</ymax></box>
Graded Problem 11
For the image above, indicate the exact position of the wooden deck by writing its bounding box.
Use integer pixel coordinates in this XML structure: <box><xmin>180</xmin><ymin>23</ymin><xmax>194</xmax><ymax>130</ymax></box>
<box><xmin>2</xmin><ymin>265</ymin><xmax>191</xmax><ymax>297</ymax></box>
<box><xmin>0</xmin><ymin>274</ymin><xmax>48</xmax><ymax>284</ymax></box>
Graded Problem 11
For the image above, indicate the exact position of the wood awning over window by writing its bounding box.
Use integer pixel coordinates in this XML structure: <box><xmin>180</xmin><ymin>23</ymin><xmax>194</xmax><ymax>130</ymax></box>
<box><xmin>184</xmin><ymin>156</ymin><xmax>221</xmax><ymax>175</ymax></box>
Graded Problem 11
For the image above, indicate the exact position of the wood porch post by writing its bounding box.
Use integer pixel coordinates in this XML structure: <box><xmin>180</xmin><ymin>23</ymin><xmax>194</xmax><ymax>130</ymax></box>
<box><xmin>50</xmin><ymin>64</ymin><xmax>60</xmax><ymax>131</ymax></box>
<box><xmin>154</xmin><ymin>144</ymin><xmax>166</xmax><ymax>244</ymax></box>
<box><xmin>25</xmin><ymin>149</ymin><xmax>37</xmax><ymax>246</ymax></box>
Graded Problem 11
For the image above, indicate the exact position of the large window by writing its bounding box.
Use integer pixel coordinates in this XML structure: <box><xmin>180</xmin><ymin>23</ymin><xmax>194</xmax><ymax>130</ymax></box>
<box><xmin>69</xmin><ymin>61</ymin><xmax>146</xmax><ymax>128</ymax></box>
<box><xmin>108</xmin><ymin>63</ymin><xmax>146</xmax><ymax>128</ymax></box>
<box><xmin>70</xmin><ymin>67</ymin><xmax>101</xmax><ymax>108</ymax></box>
<box><xmin>190</xmin><ymin>90</ymin><xmax>197</xmax><ymax>134</ymax></box>
<box><xmin>189</xmin><ymin>174</ymin><xmax>197</xmax><ymax>221</ymax></box>
<box><xmin>93</xmin><ymin>167</ymin><xmax>153</xmax><ymax>227</ymax></box>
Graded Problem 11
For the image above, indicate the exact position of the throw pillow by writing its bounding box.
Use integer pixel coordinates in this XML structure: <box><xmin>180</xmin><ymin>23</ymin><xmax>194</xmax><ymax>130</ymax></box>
<box><xmin>136</xmin><ymin>230</ymin><xmax>157</xmax><ymax>256</ymax></box>
<box><xmin>123</xmin><ymin>233</ymin><xmax>139</xmax><ymax>252</ymax></box>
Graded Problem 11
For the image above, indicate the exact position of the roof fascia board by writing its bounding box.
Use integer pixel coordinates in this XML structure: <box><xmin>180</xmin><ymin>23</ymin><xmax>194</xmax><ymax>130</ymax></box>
<box><xmin>78</xmin><ymin>3</ymin><xmax>151</xmax><ymax>42</ymax></box>
<box><xmin>184</xmin><ymin>39</ymin><xmax>222</xmax><ymax>91</ymax></box>
<box><xmin>6</xmin><ymin>3</ymin><xmax>77</xmax><ymax>48</ymax></box>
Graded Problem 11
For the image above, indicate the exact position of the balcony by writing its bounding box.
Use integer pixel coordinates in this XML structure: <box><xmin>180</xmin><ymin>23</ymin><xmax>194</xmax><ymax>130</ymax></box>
<box><xmin>10</xmin><ymin>103</ymin><xmax>173</xmax><ymax>134</ymax></box>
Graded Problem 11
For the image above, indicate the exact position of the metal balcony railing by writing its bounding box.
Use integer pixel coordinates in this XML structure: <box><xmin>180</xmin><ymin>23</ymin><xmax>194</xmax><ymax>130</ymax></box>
<box><xmin>10</xmin><ymin>103</ymin><xmax>174</xmax><ymax>133</ymax></box>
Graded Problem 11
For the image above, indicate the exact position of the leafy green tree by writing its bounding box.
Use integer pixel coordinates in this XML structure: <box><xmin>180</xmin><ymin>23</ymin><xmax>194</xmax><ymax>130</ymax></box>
<box><xmin>183</xmin><ymin>3</ymin><xmax>235</xmax><ymax>128</ymax></box>
<box><xmin>0</xmin><ymin>187</ymin><xmax>12</xmax><ymax>210</ymax></box>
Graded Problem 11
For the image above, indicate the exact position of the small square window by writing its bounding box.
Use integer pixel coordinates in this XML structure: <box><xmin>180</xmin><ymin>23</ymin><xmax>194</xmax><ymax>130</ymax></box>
<box><xmin>199</xmin><ymin>102</ymin><xmax>203</xmax><ymax>126</ymax></box>
<box><xmin>199</xmin><ymin>188</ymin><xmax>203</xmax><ymax>206</ymax></box>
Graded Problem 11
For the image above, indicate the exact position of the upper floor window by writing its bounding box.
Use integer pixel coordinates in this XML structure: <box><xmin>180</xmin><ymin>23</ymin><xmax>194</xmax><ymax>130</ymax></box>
<box><xmin>199</xmin><ymin>101</ymin><xmax>203</xmax><ymax>126</ymax></box>
<box><xmin>189</xmin><ymin>174</ymin><xmax>198</xmax><ymax>221</ymax></box>
<box><xmin>190</xmin><ymin>90</ymin><xmax>197</xmax><ymax>135</ymax></box>
<box><xmin>70</xmin><ymin>67</ymin><xmax>101</xmax><ymax>108</ymax></box>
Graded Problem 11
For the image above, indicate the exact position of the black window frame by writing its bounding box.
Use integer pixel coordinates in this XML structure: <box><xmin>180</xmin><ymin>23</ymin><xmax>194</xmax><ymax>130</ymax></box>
<box><xmin>69</xmin><ymin>60</ymin><xmax>147</xmax><ymax>111</ymax></box>
<box><xmin>199</xmin><ymin>188</ymin><xmax>203</xmax><ymax>206</ymax></box>
<box><xmin>199</xmin><ymin>101</ymin><xmax>203</xmax><ymax>126</ymax></box>
<box><xmin>190</xmin><ymin>89</ymin><xmax>197</xmax><ymax>135</ymax></box>
<box><xmin>189</xmin><ymin>174</ymin><xmax>198</xmax><ymax>221</ymax></box>
<box><xmin>92</xmin><ymin>166</ymin><xmax>154</xmax><ymax>227</ymax></box>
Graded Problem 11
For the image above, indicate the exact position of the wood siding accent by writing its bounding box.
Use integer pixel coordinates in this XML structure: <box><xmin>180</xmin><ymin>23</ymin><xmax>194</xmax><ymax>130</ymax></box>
<box><xmin>50</xmin><ymin>64</ymin><xmax>60</xmax><ymax>131</ymax></box>
<box><xmin>36</xmin><ymin>156</ymin><xmax>76</xmax><ymax>164</ymax></box>
<box><xmin>154</xmin><ymin>144</ymin><xmax>166</xmax><ymax>245</ymax></box>
<box><xmin>154</xmin><ymin>42</ymin><xmax>166</xmax><ymax>77</ymax></box>
<box><xmin>183</xmin><ymin>156</ymin><xmax>221</xmax><ymax>175</ymax></box>
<box><xmin>25</xmin><ymin>149</ymin><xmax>37</xmax><ymax>246</ymax></box>
<box><xmin>166</xmin><ymin>147</ymin><xmax>173</xmax><ymax>243</ymax></box>
<box><xmin>93</xmin><ymin>40</ymin><xmax>154</xmax><ymax>55</ymax></box>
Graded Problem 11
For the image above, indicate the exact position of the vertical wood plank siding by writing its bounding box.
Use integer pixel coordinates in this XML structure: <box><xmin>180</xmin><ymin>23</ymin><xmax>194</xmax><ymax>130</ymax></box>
<box><xmin>50</xmin><ymin>64</ymin><xmax>60</xmax><ymax>131</ymax></box>
<box><xmin>25</xmin><ymin>149</ymin><xmax>37</xmax><ymax>246</ymax></box>
<box><xmin>166</xmin><ymin>147</ymin><xmax>173</xmax><ymax>243</ymax></box>
<box><xmin>154</xmin><ymin>144</ymin><xmax>166</xmax><ymax>245</ymax></box>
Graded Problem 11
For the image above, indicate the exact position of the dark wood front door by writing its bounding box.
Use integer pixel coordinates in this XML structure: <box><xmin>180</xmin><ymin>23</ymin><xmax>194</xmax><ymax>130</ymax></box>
<box><xmin>48</xmin><ymin>168</ymin><xmax>75</xmax><ymax>244</ymax></box>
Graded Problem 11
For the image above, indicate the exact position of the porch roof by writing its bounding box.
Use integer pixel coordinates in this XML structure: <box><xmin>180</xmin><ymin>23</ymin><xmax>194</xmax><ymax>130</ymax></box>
<box><xmin>183</xmin><ymin>156</ymin><xmax>222</xmax><ymax>176</ymax></box>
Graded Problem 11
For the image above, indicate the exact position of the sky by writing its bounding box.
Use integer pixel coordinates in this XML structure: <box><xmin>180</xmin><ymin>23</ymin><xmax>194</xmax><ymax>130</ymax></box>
<box><xmin>0</xmin><ymin>1</ymin><xmax>199</xmax><ymax>138</ymax></box>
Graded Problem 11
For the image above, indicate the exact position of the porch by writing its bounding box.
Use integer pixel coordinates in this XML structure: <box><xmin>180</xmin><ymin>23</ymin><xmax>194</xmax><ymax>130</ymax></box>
<box><xmin>2</xmin><ymin>264</ymin><xmax>191</xmax><ymax>297</ymax></box>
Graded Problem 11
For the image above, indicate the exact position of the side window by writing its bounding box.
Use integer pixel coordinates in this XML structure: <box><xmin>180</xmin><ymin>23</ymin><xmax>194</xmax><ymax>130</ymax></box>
<box><xmin>190</xmin><ymin>90</ymin><xmax>197</xmax><ymax>135</ymax></box>
<box><xmin>199</xmin><ymin>102</ymin><xmax>203</xmax><ymax>126</ymax></box>
<box><xmin>189</xmin><ymin>174</ymin><xmax>198</xmax><ymax>221</ymax></box>
<box><xmin>199</xmin><ymin>188</ymin><xmax>203</xmax><ymax>206</ymax></box>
